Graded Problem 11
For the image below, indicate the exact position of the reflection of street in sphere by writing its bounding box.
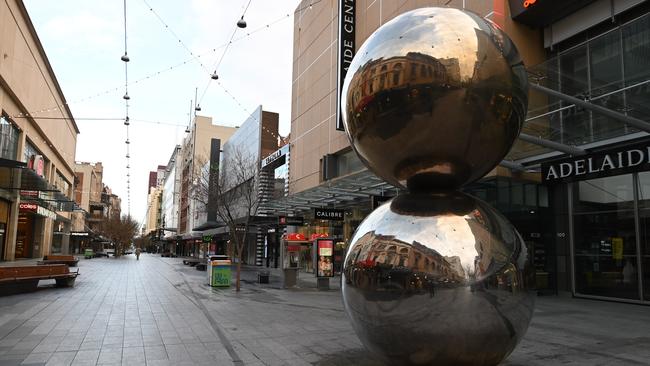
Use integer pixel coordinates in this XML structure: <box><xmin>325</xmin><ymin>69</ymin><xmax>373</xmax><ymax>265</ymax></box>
<box><xmin>340</xmin><ymin>7</ymin><xmax>533</xmax><ymax>365</ymax></box>
<box><xmin>342</xmin><ymin>192</ymin><xmax>535</xmax><ymax>365</ymax></box>
<box><xmin>341</xmin><ymin>7</ymin><xmax>529</xmax><ymax>191</ymax></box>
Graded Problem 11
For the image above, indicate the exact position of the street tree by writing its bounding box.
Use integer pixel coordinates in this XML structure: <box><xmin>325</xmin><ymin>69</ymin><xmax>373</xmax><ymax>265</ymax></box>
<box><xmin>213</xmin><ymin>147</ymin><xmax>259</xmax><ymax>291</ymax></box>
<box><xmin>191</xmin><ymin>145</ymin><xmax>260</xmax><ymax>291</ymax></box>
<box><xmin>99</xmin><ymin>214</ymin><xmax>139</xmax><ymax>257</ymax></box>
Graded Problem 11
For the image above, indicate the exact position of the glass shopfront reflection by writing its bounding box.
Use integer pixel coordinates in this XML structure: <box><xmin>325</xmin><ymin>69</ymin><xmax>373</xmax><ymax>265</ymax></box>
<box><xmin>635</xmin><ymin>172</ymin><xmax>650</xmax><ymax>301</ymax></box>
<box><xmin>572</xmin><ymin>173</ymin><xmax>650</xmax><ymax>302</ymax></box>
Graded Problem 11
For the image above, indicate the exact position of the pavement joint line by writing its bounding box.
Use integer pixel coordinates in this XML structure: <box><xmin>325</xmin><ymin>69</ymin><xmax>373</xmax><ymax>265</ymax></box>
<box><xmin>154</xmin><ymin>256</ymin><xmax>244</xmax><ymax>365</ymax></box>
<box><xmin>0</xmin><ymin>293</ymin><xmax>63</xmax><ymax>342</ymax></box>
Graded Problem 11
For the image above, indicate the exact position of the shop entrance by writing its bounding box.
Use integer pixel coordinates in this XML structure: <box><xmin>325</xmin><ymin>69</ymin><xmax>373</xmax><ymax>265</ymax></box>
<box><xmin>571</xmin><ymin>173</ymin><xmax>650</xmax><ymax>303</ymax></box>
<box><xmin>16</xmin><ymin>213</ymin><xmax>34</xmax><ymax>258</ymax></box>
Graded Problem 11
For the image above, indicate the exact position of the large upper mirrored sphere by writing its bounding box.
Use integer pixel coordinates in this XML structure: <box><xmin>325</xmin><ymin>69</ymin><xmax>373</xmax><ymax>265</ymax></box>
<box><xmin>342</xmin><ymin>192</ymin><xmax>535</xmax><ymax>365</ymax></box>
<box><xmin>341</xmin><ymin>8</ymin><xmax>529</xmax><ymax>191</ymax></box>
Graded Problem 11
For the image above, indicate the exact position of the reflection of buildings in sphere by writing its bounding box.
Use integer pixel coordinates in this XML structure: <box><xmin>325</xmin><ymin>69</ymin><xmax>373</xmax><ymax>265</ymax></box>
<box><xmin>341</xmin><ymin>7</ymin><xmax>529</xmax><ymax>190</ymax></box>
<box><xmin>341</xmin><ymin>193</ymin><xmax>534</xmax><ymax>365</ymax></box>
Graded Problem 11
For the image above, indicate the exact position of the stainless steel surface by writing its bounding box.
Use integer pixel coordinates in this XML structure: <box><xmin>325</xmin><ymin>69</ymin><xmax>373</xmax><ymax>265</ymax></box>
<box><xmin>342</xmin><ymin>192</ymin><xmax>535</xmax><ymax>365</ymax></box>
<box><xmin>341</xmin><ymin>7</ymin><xmax>529</xmax><ymax>191</ymax></box>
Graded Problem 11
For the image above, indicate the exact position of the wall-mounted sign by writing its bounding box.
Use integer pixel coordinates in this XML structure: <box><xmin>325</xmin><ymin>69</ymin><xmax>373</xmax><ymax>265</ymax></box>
<box><xmin>523</xmin><ymin>0</ymin><xmax>538</xmax><ymax>8</ymax></box>
<box><xmin>278</xmin><ymin>215</ymin><xmax>304</xmax><ymax>226</ymax></box>
<box><xmin>71</xmin><ymin>232</ymin><xmax>89</xmax><ymax>237</ymax></box>
<box><xmin>316</xmin><ymin>239</ymin><xmax>334</xmax><ymax>277</ymax></box>
<box><xmin>336</xmin><ymin>0</ymin><xmax>356</xmax><ymax>131</ymax></box>
<box><xmin>541</xmin><ymin>141</ymin><xmax>650</xmax><ymax>184</ymax></box>
<box><xmin>314</xmin><ymin>208</ymin><xmax>345</xmax><ymax>221</ymax></box>
<box><xmin>19</xmin><ymin>203</ymin><xmax>38</xmax><ymax>212</ymax></box>
<box><xmin>37</xmin><ymin>206</ymin><xmax>56</xmax><ymax>220</ymax></box>
<box><xmin>202</xmin><ymin>235</ymin><xmax>212</xmax><ymax>243</ymax></box>
<box><xmin>261</xmin><ymin>144</ymin><xmax>289</xmax><ymax>169</ymax></box>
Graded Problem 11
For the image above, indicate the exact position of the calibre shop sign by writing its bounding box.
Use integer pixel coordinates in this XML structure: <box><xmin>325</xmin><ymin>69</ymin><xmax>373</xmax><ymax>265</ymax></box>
<box><xmin>542</xmin><ymin>142</ymin><xmax>650</xmax><ymax>184</ymax></box>
<box><xmin>314</xmin><ymin>208</ymin><xmax>345</xmax><ymax>221</ymax></box>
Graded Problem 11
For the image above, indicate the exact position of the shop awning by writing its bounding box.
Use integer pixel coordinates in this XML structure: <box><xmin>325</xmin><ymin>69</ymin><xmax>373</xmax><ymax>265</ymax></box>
<box><xmin>0</xmin><ymin>160</ymin><xmax>78</xmax><ymax>212</ymax></box>
<box><xmin>261</xmin><ymin>169</ymin><xmax>398</xmax><ymax>215</ymax></box>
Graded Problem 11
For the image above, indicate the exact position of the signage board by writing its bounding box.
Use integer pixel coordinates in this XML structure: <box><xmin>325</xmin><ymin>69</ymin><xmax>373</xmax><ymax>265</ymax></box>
<box><xmin>37</xmin><ymin>206</ymin><xmax>56</xmax><ymax>220</ymax></box>
<box><xmin>278</xmin><ymin>215</ymin><xmax>304</xmax><ymax>226</ymax></box>
<box><xmin>336</xmin><ymin>0</ymin><xmax>356</xmax><ymax>131</ymax></box>
<box><xmin>314</xmin><ymin>208</ymin><xmax>345</xmax><ymax>221</ymax></box>
<box><xmin>202</xmin><ymin>235</ymin><xmax>212</xmax><ymax>243</ymax></box>
<box><xmin>19</xmin><ymin>203</ymin><xmax>38</xmax><ymax>212</ymax></box>
<box><xmin>261</xmin><ymin>144</ymin><xmax>289</xmax><ymax>169</ymax></box>
<box><xmin>71</xmin><ymin>232</ymin><xmax>89</xmax><ymax>237</ymax></box>
<box><xmin>541</xmin><ymin>141</ymin><xmax>650</xmax><ymax>184</ymax></box>
<box><xmin>315</xmin><ymin>239</ymin><xmax>334</xmax><ymax>277</ymax></box>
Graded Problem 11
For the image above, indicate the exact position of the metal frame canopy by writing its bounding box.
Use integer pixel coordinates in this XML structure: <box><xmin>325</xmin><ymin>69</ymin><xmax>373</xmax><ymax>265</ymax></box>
<box><xmin>0</xmin><ymin>161</ymin><xmax>78</xmax><ymax>212</ymax></box>
<box><xmin>261</xmin><ymin>169</ymin><xmax>398</xmax><ymax>215</ymax></box>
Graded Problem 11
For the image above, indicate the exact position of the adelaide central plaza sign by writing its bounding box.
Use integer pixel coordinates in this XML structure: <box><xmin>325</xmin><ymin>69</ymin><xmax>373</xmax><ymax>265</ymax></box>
<box><xmin>542</xmin><ymin>141</ymin><xmax>650</xmax><ymax>183</ymax></box>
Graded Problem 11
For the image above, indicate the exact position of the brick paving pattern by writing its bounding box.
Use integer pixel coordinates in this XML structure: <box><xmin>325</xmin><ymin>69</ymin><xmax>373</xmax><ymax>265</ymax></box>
<box><xmin>0</xmin><ymin>254</ymin><xmax>648</xmax><ymax>365</ymax></box>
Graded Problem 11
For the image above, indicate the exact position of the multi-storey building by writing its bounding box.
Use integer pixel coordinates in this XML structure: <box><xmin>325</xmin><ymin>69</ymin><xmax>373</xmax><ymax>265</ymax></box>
<box><xmin>264</xmin><ymin>0</ymin><xmax>650</xmax><ymax>304</ymax></box>
<box><xmin>0</xmin><ymin>0</ymin><xmax>79</xmax><ymax>260</ymax></box>
<box><xmin>172</xmin><ymin>116</ymin><xmax>237</xmax><ymax>256</ymax></box>
<box><xmin>161</xmin><ymin>145</ymin><xmax>181</xmax><ymax>252</ymax></box>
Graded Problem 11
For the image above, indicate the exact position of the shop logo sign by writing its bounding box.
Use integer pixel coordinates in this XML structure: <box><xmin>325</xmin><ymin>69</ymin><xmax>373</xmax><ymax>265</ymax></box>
<box><xmin>542</xmin><ymin>141</ymin><xmax>650</xmax><ymax>184</ymax></box>
<box><xmin>314</xmin><ymin>208</ymin><xmax>345</xmax><ymax>221</ymax></box>
<box><xmin>278</xmin><ymin>215</ymin><xmax>304</xmax><ymax>226</ymax></box>
<box><xmin>523</xmin><ymin>0</ymin><xmax>538</xmax><ymax>8</ymax></box>
<box><xmin>19</xmin><ymin>203</ymin><xmax>38</xmax><ymax>211</ymax></box>
<box><xmin>336</xmin><ymin>0</ymin><xmax>356</xmax><ymax>131</ymax></box>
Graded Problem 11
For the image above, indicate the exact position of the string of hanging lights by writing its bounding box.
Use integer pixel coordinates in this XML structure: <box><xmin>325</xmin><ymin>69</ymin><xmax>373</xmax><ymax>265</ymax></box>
<box><xmin>122</xmin><ymin>0</ymin><xmax>132</xmax><ymax>216</ymax></box>
<box><xmin>9</xmin><ymin>10</ymin><xmax>292</xmax><ymax>121</ymax></box>
<box><xmin>197</xmin><ymin>0</ymin><xmax>252</xmax><ymax>106</ymax></box>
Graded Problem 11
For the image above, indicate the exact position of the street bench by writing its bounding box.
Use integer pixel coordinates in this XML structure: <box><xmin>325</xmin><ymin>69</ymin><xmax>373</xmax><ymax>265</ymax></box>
<box><xmin>0</xmin><ymin>264</ymin><xmax>79</xmax><ymax>296</ymax></box>
<box><xmin>195</xmin><ymin>258</ymin><xmax>208</xmax><ymax>271</ymax></box>
<box><xmin>183</xmin><ymin>258</ymin><xmax>200</xmax><ymax>266</ymax></box>
<box><xmin>37</xmin><ymin>255</ymin><xmax>79</xmax><ymax>267</ymax></box>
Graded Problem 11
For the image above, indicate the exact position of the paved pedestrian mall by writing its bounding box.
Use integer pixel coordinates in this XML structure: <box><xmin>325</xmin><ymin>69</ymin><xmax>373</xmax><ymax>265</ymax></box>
<box><xmin>0</xmin><ymin>255</ymin><xmax>648</xmax><ymax>366</ymax></box>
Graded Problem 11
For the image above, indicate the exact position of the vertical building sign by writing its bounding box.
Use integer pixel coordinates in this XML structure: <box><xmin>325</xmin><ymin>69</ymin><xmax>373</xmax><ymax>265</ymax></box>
<box><xmin>336</xmin><ymin>0</ymin><xmax>356</xmax><ymax>131</ymax></box>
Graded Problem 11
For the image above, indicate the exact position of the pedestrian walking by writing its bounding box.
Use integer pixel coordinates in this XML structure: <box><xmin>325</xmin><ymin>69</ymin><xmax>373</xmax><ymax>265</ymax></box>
<box><xmin>136</xmin><ymin>247</ymin><xmax>141</xmax><ymax>260</ymax></box>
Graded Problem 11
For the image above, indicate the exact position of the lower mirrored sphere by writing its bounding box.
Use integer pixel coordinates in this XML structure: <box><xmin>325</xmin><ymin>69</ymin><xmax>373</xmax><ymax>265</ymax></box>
<box><xmin>342</xmin><ymin>192</ymin><xmax>535</xmax><ymax>366</ymax></box>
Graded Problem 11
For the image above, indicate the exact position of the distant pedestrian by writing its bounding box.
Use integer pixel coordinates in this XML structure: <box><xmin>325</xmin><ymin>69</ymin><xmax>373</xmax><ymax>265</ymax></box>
<box><xmin>136</xmin><ymin>247</ymin><xmax>141</xmax><ymax>260</ymax></box>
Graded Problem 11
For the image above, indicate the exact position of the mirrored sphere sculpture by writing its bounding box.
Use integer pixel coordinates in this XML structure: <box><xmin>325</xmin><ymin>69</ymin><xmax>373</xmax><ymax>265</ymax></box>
<box><xmin>342</xmin><ymin>192</ymin><xmax>534</xmax><ymax>365</ymax></box>
<box><xmin>341</xmin><ymin>7</ymin><xmax>529</xmax><ymax>191</ymax></box>
<box><xmin>340</xmin><ymin>7</ymin><xmax>534</xmax><ymax>365</ymax></box>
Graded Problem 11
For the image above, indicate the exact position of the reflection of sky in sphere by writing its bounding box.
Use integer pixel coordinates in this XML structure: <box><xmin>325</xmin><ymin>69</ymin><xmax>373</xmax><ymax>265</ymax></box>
<box><xmin>356</xmin><ymin>202</ymin><xmax>480</xmax><ymax>274</ymax></box>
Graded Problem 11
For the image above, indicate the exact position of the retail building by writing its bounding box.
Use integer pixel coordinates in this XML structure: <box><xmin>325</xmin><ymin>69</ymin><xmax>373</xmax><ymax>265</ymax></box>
<box><xmin>0</xmin><ymin>0</ymin><xmax>79</xmax><ymax>260</ymax></box>
<box><xmin>194</xmin><ymin>106</ymin><xmax>281</xmax><ymax>265</ymax></box>
<box><xmin>265</xmin><ymin>0</ymin><xmax>650</xmax><ymax>304</ymax></box>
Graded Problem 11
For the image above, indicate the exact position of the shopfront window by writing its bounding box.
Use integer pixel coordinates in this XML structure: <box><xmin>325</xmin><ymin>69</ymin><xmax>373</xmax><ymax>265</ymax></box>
<box><xmin>0</xmin><ymin>114</ymin><xmax>19</xmax><ymax>160</ymax></box>
<box><xmin>635</xmin><ymin>172</ymin><xmax>650</xmax><ymax>301</ymax></box>
<box><xmin>573</xmin><ymin>174</ymin><xmax>639</xmax><ymax>299</ymax></box>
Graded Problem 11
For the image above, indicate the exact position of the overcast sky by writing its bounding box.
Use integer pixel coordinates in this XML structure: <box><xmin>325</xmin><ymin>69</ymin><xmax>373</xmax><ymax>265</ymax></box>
<box><xmin>23</xmin><ymin>0</ymin><xmax>296</xmax><ymax>224</ymax></box>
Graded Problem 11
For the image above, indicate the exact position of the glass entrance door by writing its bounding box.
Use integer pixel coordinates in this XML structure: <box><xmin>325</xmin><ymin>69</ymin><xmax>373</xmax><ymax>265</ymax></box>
<box><xmin>572</xmin><ymin>174</ymin><xmax>639</xmax><ymax>300</ymax></box>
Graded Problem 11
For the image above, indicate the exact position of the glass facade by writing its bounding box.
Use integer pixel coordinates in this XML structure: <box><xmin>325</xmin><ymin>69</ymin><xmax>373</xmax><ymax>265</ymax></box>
<box><xmin>513</xmin><ymin>13</ymin><xmax>650</xmax><ymax>162</ymax></box>
<box><xmin>571</xmin><ymin>173</ymin><xmax>649</xmax><ymax>302</ymax></box>
<box><xmin>0</xmin><ymin>115</ymin><xmax>18</xmax><ymax>160</ymax></box>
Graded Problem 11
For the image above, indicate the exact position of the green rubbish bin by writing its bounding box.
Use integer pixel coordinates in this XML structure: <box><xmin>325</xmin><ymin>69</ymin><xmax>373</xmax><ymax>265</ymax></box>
<box><xmin>84</xmin><ymin>249</ymin><xmax>94</xmax><ymax>259</ymax></box>
<box><xmin>208</xmin><ymin>255</ymin><xmax>231</xmax><ymax>287</ymax></box>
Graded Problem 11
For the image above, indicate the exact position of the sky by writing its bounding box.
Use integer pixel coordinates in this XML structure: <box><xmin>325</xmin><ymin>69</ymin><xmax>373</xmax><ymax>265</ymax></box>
<box><xmin>23</xmin><ymin>0</ymin><xmax>297</xmax><ymax>225</ymax></box>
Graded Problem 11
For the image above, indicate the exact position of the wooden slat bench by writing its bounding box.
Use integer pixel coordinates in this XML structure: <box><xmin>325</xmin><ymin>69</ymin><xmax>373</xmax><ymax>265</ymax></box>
<box><xmin>37</xmin><ymin>255</ymin><xmax>79</xmax><ymax>267</ymax></box>
<box><xmin>0</xmin><ymin>264</ymin><xmax>79</xmax><ymax>296</ymax></box>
